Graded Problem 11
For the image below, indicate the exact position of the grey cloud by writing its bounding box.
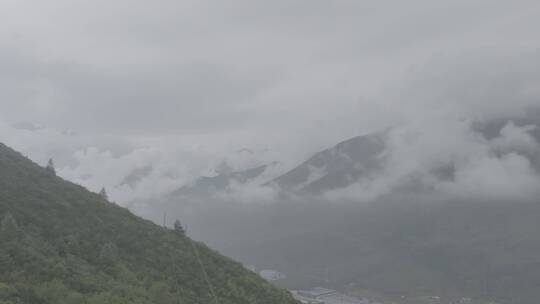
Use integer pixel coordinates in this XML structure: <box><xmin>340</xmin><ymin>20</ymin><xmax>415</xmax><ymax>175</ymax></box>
<box><xmin>325</xmin><ymin>119</ymin><xmax>540</xmax><ymax>202</ymax></box>
<box><xmin>0</xmin><ymin>0</ymin><xmax>540</xmax><ymax>204</ymax></box>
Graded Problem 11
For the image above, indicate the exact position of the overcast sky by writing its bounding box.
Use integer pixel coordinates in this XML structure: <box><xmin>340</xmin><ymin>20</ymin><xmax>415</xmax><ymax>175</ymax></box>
<box><xmin>1</xmin><ymin>0</ymin><xmax>539</xmax><ymax>202</ymax></box>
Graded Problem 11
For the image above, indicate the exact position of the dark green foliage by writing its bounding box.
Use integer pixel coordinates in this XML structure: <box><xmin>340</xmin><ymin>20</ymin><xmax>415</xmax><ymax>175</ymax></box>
<box><xmin>99</xmin><ymin>242</ymin><xmax>119</xmax><ymax>265</ymax></box>
<box><xmin>99</xmin><ymin>187</ymin><xmax>108</xmax><ymax>202</ymax></box>
<box><xmin>0</xmin><ymin>143</ymin><xmax>298</xmax><ymax>304</ymax></box>
<box><xmin>45</xmin><ymin>159</ymin><xmax>56</xmax><ymax>176</ymax></box>
<box><xmin>174</xmin><ymin>219</ymin><xmax>185</xmax><ymax>236</ymax></box>
<box><xmin>0</xmin><ymin>213</ymin><xmax>19</xmax><ymax>241</ymax></box>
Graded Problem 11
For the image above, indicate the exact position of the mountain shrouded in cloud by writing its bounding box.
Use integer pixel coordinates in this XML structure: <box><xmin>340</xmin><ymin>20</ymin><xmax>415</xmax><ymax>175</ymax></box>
<box><xmin>2</xmin><ymin>108</ymin><xmax>539</xmax><ymax>208</ymax></box>
<box><xmin>1</xmin><ymin>1</ymin><xmax>540</xmax><ymax>206</ymax></box>
<box><xmin>2</xmin><ymin>1</ymin><xmax>540</xmax><ymax>303</ymax></box>
<box><xmin>126</xmin><ymin>114</ymin><xmax>540</xmax><ymax>304</ymax></box>
<box><xmin>130</xmin><ymin>111</ymin><xmax>540</xmax><ymax>210</ymax></box>
<box><xmin>267</xmin><ymin>133</ymin><xmax>386</xmax><ymax>194</ymax></box>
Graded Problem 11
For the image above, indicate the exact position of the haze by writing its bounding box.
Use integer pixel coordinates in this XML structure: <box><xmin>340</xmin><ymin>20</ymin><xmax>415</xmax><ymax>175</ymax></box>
<box><xmin>1</xmin><ymin>0</ymin><xmax>539</xmax><ymax>202</ymax></box>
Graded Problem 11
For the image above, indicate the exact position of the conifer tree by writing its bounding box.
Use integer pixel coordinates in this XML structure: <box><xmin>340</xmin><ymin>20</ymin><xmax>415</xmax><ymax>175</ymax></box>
<box><xmin>99</xmin><ymin>187</ymin><xmax>109</xmax><ymax>202</ymax></box>
<box><xmin>45</xmin><ymin>158</ymin><xmax>56</xmax><ymax>175</ymax></box>
<box><xmin>174</xmin><ymin>219</ymin><xmax>185</xmax><ymax>235</ymax></box>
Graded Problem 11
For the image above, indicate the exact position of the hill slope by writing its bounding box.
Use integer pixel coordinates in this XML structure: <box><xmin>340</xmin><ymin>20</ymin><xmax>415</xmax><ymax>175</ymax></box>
<box><xmin>0</xmin><ymin>143</ymin><xmax>298</xmax><ymax>304</ymax></box>
<box><xmin>170</xmin><ymin>163</ymin><xmax>276</xmax><ymax>198</ymax></box>
<box><xmin>267</xmin><ymin>133</ymin><xmax>385</xmax><ymax>194</ymax></box>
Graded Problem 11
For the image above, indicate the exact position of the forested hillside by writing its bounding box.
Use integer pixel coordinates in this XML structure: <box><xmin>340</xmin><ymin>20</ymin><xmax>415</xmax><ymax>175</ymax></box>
<box><xmin>0</xmin><ymin>143</ymin><xmax>298</xmax><ymax>304</ymax></box>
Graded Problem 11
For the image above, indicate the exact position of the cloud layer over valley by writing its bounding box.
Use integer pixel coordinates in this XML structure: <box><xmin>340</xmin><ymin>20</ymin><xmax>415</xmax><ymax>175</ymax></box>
<box><xmin>0</xmin><ymin>0</ymin><xmax>539</xmax><ymax>207</ymax></box>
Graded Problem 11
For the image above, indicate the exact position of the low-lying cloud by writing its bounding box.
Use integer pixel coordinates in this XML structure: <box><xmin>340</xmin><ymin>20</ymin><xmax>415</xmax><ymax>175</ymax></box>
<box><xmin>326</xmin><ymin>119</ymin><xmax>540</xmax><ymax>202</ymax></box>
<box><xmin>0</xmin><ymin>0</ymin><xmax>539</xmax><ymax>207</ymax></box>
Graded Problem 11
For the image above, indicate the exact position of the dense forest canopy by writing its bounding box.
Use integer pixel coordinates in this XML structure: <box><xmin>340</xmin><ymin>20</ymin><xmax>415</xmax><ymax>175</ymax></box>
<box><xmin>0</xmin><ymin>143</ymin><xmax>298</xmax><ymax>304</ymax></box>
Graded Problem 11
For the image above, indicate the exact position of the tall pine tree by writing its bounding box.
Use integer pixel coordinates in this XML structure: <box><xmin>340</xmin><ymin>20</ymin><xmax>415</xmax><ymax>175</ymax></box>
<box><xmin>99</xmin><ymin>187</ymin><xmax>109</xmax><ymax>202</ymax></box>
<box><xmin>45</xmin><ymin>158</ymin><xmax>56</xmax><ymax>175</ymax></box>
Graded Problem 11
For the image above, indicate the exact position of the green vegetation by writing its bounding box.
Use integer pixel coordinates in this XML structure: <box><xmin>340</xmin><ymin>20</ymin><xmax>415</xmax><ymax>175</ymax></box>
<box><xmin>0</xmin><ymin>143</ymin><xmax>298</xmax><ymax>304</ymax></box>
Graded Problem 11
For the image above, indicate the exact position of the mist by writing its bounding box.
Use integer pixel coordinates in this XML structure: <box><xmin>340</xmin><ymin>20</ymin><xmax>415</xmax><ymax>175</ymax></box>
<box><xmin>0</xmin><ymin>0</ymin><xmax>539</xmax><ymax>206</ymax></box>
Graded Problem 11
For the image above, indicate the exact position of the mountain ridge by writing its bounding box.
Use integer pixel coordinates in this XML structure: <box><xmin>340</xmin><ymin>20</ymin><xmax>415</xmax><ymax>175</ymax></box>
<box><xmin>266</xmin><ymin>132</ymin><xmax>386</xmax><ymax>194</ymax></box>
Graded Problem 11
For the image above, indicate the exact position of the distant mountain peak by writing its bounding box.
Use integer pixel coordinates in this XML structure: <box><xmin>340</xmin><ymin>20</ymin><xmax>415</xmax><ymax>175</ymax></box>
<box><xmin>170</xmin><ymin>162</ymin><xmax>280</xmax><ymax>197</ymax></box>
<box><xmin>266</xmin><ymin>132</ymin><xmax>387</xmax><ymax>194</ymax></box>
